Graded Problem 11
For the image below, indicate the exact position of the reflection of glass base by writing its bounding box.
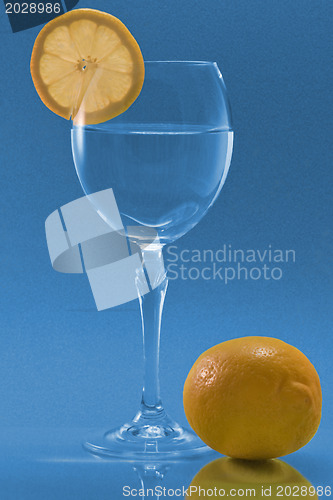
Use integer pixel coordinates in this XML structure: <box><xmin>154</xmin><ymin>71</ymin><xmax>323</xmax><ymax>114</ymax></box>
<box><xmin>83</xmin><ymin>412</ymin><xmax>213</xmax><ymax>460</ymax></box>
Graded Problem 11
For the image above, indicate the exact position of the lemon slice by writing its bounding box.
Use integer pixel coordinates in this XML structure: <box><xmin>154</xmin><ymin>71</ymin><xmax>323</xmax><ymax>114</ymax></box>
<box><xmin>30</xmin><ymin>9</ymin><xmax>144</xmax><ymax>125</ymax></box>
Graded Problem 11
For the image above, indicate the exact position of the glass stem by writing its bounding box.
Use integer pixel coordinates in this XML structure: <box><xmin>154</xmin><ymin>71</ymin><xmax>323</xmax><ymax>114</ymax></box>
<box><xmin>136</xmin><ymin>246</ymin><xmax>168</xmax><ymax>419</ymax></box>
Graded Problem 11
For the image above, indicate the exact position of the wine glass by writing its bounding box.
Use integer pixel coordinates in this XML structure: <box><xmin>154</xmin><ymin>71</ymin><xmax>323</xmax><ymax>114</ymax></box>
<box><xmin>71</xmin><ymin>61</ymin><xmax>233</xmax><ymax>459</ymax></box>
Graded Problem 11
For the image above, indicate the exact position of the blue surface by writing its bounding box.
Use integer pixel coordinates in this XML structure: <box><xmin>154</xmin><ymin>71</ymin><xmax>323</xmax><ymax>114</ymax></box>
<box><xmin>0</xmin><ymin>0</ymin><xmax>332</xmax><ymax>494</ymax></box>
<box><xmin>0</xmin><ymin>428</ymin><xmax>331</xmax><ymax>499</ymax></box>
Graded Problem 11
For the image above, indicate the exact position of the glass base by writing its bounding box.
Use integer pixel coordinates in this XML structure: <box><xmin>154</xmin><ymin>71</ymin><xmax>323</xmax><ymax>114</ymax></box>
<box><xmin>83</xmin><ymin>411</ymin><xmax>213</xmax><ymax>461</ymax></box>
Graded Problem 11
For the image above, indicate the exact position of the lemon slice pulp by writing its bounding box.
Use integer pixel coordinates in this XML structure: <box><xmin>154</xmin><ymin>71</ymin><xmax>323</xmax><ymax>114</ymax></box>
<box><xmin>30</xmin><ymin>9</ymin><xmax>144</xmax><ymax>125</ymax></box>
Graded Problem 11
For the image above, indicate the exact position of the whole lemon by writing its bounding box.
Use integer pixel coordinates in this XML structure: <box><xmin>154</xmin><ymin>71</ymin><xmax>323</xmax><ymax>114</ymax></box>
<box><xmin>183</xmin><ymin>337</ymin><xmax>322</xmax><ymax>459</ymax></box>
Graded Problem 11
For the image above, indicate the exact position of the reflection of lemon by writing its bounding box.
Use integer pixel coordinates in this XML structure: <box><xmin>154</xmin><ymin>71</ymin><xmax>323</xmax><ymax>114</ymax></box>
<box><xmin>30</xmin><ymin>9</ymin><xmax>144</xmax><ymax>125</ymax></box>
<box><xmin>187</xmin><ymin>458</ymin><xmax>317</xmax><ymax>499</ymax></box>
<box><xmin>183</xmin><ymin>337</ymin><xmax>322</xmax><ymax>459</ymax></box>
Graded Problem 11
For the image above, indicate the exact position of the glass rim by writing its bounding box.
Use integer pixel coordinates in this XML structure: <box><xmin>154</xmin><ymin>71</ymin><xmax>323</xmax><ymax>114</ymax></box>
<box><xmin>143</xmin><ymin>60</ymin><xmax>218</xmax><ymax>66</ymax></box>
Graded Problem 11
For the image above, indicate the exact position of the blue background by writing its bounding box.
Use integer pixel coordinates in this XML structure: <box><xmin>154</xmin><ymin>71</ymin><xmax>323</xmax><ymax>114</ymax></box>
<box><xmin>0</xmin><ymin>0</ymin><xmax>332</xmax><ymax>496</ymax></box>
